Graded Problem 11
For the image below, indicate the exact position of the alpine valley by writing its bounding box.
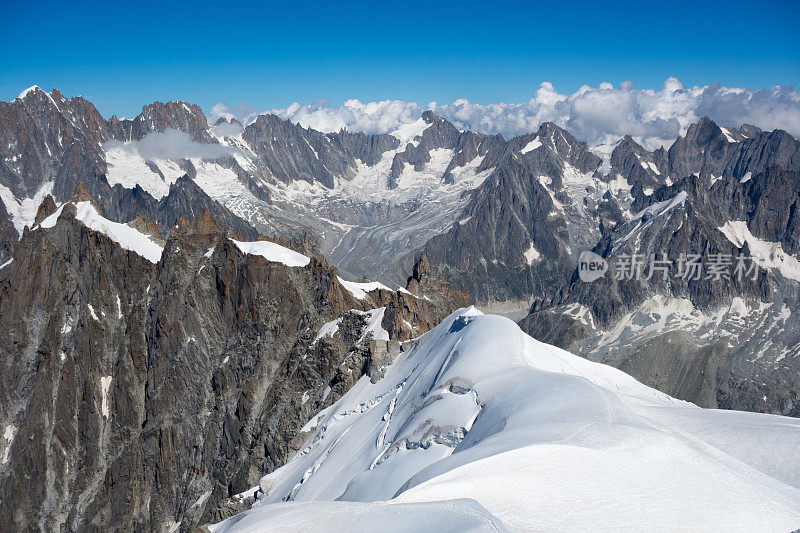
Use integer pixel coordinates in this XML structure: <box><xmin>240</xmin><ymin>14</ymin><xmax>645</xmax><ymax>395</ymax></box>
<box><xmin>1</xmin><ymin>86</ymin><xmax>799</xmax><ymax>531</ymax></box>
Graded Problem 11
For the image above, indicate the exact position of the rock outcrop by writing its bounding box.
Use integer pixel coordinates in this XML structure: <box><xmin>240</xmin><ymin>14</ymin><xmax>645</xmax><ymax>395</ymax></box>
<box><xmin>520</xmin><ymin>166</ymin><xmax>800</xmax><ymax>416</ymax></box>
<box><xmin>0</xmin><ymin>192</ymin><xmax>468</xmax><ymax>531</ymax></box>
<box><xmin>241</xmin><ymin>113</ymin><xmax>399</xmax><ymax>188</ymax></box>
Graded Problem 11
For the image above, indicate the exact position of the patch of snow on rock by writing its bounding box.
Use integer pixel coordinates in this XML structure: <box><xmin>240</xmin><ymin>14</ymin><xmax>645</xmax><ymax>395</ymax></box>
<box><xmin>718</xmin><ymin>221</ymin><xmax>800</xmax><ymax>281</ymax></box>
<box><xmin>523</xmin><ymin>243</ymin><xmax>540</xmax><ymax>264</ymax></box>
<box><xmin>353</xmin><ymin>307</ymin><xmax>390</xmax><ymax>342</ymax></box>
<box><xmin>520</xmin><ymin>137</ymin><xmax>542</xmax><ymax>154</ymax></box>
<box><xmin>2</xmin><ymin>424</ymin><xmax>17</xmax><ymax>464</ymax></box>
<box><xmin>100</xmin><ymin>376</ymin><xmax>113</xmax><ymax>419</ymax></box>
<box><xmin>720</xmin><ymin>127</ymin><xmax>738</xmax><ymax>143</ymax></box>
<box><xmin>313</xmin><ymin>318</ymin><xmax>343</xmax><ymax>345</ymax></box>
<box><xmin>0</xmin><ymin>181</ymin><xmax>55</xmax><ymax>235</ymax></box>
<box><xmin>230</xmin><ymin>239</ymin><xmax>310</xmax><ymax>267</ymax></box>
<box><xmin>337</xmin><ymin>277</ymin><xmax>391</xmax><ymax>300</ymax></box>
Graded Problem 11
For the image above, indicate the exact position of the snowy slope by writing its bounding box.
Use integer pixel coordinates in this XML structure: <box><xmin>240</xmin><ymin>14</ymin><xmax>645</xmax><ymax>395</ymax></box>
<box><xmin>210</xmin><ymin>499</ymin><xmax>508</xmax><ymax>532</ymax></box>
<box><xmin>230</xmin><ymin>238</ymin><xmax>310</xmax><ymax>267</ymax></box>
<box><xmin>0</xmin><ymin>181</ymin><xmax>55</xmax><ymax>235</ymax></box>
<box><xmin>719</xmin><ymin>220</ymin><xmax>800</xmax><ymax>282</ymax></box>
<box><xmin>104</xmin><ymin>142</ymin><xmax>186</xmax><ymax>200</ymax></box>
<box><xmin>211</xmin><ymin>307</ymin><xmax>800</xmax><ymax>531</ymax></box>
<box><xmin>336</xmin><ymin>276</ymin><xmax>392</xmax><ymax>299</ymax></box>
<box><xmin>40</xmin><ymin>201</ymin><xmax>164</xmax><ymax>263</ymax></box>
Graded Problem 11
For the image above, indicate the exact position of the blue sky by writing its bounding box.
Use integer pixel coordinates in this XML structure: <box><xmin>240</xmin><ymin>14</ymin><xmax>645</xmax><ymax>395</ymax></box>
<box><xmin>1</xmin><ymin>0</ymin><xmax>798</xmax><ymax>118</ymax></box>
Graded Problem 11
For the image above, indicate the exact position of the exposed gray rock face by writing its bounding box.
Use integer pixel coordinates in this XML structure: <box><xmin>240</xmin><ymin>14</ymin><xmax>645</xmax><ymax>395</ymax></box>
<box><xmin>216</xmin><ymin>114</ymin><xmax>800</xmax><ymax>311</ymax></box>
<box><xmin>0</xmin><ymin>90</ymin><xmax>219</xmax><ymax>212</ymax></box>
<box><xmin>0</xmin><ymin>194</ymin><xmax>468</xmax><ymax>531</ymax></box>
<box><xmin>0</xmin><ymin>88</ymin><xmax>263</xmax><ymax>255</ymax></box>
<box><xmin>387</xmin><ymin>111</ymin><xmax>504</xmax><ymax>188</ymax></box>
<box><xmin>520</xmin><ymin>166</ymin><xmax>800</xmax><ymax>417</ymax></box>
<box><xmin>241</xmin><ymin>114</ymin><xmax>399</xmax><ymax>188</ymax></box>
<box><xmin>666</xmin><ymin>118</ymin><xmax>767</xmax><ymax>183</ymax></box>
<box><xmin>235</xmin><ymin>111</ymin><xmax>507</xmax><ymax>287</ymax></box>
<box><xmin>155</xmin><ymin>176</ymin><xmax>258</xmax><ymax>239</ymax></box>
<box><xmin>422</xmin><ymin>121</ymin><xmax>609</xmax><ymax>304</ymax></box>
<box><xmin>404</xmin><ymin>252</ymin><xmax>471</xmax><ymax>312</ymax></box>
<box><xmin>0</xmin><ymin>91</ymin><xmax>617</xmax><ymax>305</ymax></box>
<box><xmin>99</xmin><ymin>183</ymin><xmax>160</xmax><ymax>223</ymax></box>
<box><xmin>107</xmin><ymin>100</ymin><xmax>214</xmax><ymax>143</ymax></box>
<box><xmin>4</xmin><ymin>88</ymin><xmax>800</xmax><ymax>419</ymax></box>
<box><xmin>512</xmin><ymin>122</ymin><xmax>602</xmax><ymax>189</ymax></box>
<box><xmin>5</xmin><ymin>88</ymin><xmax>799</xmax><ymax>311</ymax></box>
<box><xmin>0</xmin><ymin>87</ymin><xmax>108</xmax><ymax>206</ymax></box>
<box><xmin>0</xmin><ymin>202</ymin><xmax>15</xmax><ymax>263</ymax></box>
<box><xmin>200</xmin><ymin>112</ymin><xmax>609</xmax><ymax>300</ymax></box>
<box><xmin>607</xmin><ymin>135</ymin><xmax>669</xmax><ymax>197</ymax></box>
<box><xmin>424</xmin><ymin>155</ymin><xmax>571</xmax><ymax>303</ymax></box>
<box><xmin>3</xmin><ymin>87</ymin><xmax>800</xmax><ymax>533</ymax></box>
<box><xmin>608</xmin><ymin>117</ymin><xmax>800</xmax><ymax>202</ymax></box>
<box><xmin>715</xmin><ymin>165</ymin><xmax>800</xmax><ymax>254</ymax></box>
<box><xmin>62</xmin><ymin>176</ymin><xmax>258</xmax><ymax>244</ymax></box>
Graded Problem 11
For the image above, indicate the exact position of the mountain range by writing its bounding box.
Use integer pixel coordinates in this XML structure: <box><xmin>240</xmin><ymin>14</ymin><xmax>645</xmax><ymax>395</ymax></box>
<box><xmin>1</xmin><ymin>86</ymin><xmax>800</xmax><ymax>530</ymax></box>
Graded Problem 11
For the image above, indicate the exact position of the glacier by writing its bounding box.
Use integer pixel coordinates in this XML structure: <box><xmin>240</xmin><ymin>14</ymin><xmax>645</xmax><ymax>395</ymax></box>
<box><xmin>210</xmin><ymin>307</ymin><xmax>800</xmax><ymax>531</ymax></box>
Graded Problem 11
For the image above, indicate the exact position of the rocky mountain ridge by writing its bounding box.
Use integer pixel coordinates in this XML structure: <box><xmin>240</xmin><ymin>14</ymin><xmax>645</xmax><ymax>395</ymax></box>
<box><xmin>2</xmin><ymin>85</ymin><xmax>800</xmax><ymax>531</ymax></box>
<box><xmin>2</xmin><ymin>86</ymin><xmax>800</xmax><ymax>421</ymax></box>
<box><xmin>0</xmin><ymin>185</ymin><xmax>469</xmax><ymax>531</ymax></box>
<box><xmin>521</xmin><ymin>164</ymin><xmax>800</xmax><ymax>416</ymax></box>
<box><xmin>5</xmin><ymin>88</ymin><xmax>797</xmax><ymax>305</ymax></box>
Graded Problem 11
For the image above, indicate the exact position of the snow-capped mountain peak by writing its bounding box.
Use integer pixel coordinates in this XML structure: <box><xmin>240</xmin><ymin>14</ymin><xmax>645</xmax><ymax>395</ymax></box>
<box><xmin>211</xmin><ymin>307</ymin><xmax>800</xmax><ymax>531</ymax></box>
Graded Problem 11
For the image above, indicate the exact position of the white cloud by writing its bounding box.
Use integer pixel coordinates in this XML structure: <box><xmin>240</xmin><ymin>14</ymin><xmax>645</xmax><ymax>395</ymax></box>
<box><xmin>209</xmin><ymin>102</ymin><xmax>237</xmax><ymax>123</ymax></box>
<box><xmin>694</xmin><ymin>84</ymin><xmax>800</xmax><ymax>140</ymax></box>
<box><xmin>208</xmin><ymin>102</ymin><xmax>256</xmax><ymax>126</ymax></box>
<box><xmin>273</xmin><ymin>98</ymin><xmax>429</xmax><ymax>136</ymax></box>
<box><xmin>210</xmin><ymin>120</ymin><xmax>244</xmax><ymax>139</ymax></box>
<box><xmin>210</xmin><ymin>78</ymin><xmax>800</xmax><ymax>150</ymax></box>
<box><xmin>105</xmin><ymin>128</ymin><xmax>235</xmax><ymax>160</ymax></box>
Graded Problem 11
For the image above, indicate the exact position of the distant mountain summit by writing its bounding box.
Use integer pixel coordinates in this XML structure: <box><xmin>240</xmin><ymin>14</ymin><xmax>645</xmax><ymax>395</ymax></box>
<box><xmin>1</xmin><ymin>87</ymin><xmax>800</xmax><ymax>421</ymax></box>
<box><xmin>2</xmin><ymin>87</ymin><xmax>800</xmax><ymax>530</ymax></box>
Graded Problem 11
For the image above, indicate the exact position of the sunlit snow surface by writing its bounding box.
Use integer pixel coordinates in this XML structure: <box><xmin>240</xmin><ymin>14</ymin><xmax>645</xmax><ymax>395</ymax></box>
<box><xmin>40</xmin><ymin>201</ymin><xmax>164</xmax><ymax>263</ymax></box>
<box><xmin>336</xmin><ymin>276</ymin><xmax>392</xmax><ymax>299</ymax></box>
<box><xmin>211</xmin><ymin>308</ymin><xmax>800</xmax><ymax>531</ymax></box>
<box><xmin>230</xmin><ymin>239</ymin><xmax>310</xmax><ymax>267</ymax></box>
<box><xmin>211</xmin><ymin>499</ymin><xmax>507</xmax><ymax>532</ymax></box>
<box><xmin>0</xmin><ymin>181</ymin><xmax>55</xmax><ymax>235</ymax></box>
<box><xmin>719</xmin><ymin>220</ymin><xmax>800</xmax><ymax>282</ymax></box>
<box><xmin>104</xmin><ymin>143</ymin><xmax>185</xmax><ymax>200</ymax></box>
